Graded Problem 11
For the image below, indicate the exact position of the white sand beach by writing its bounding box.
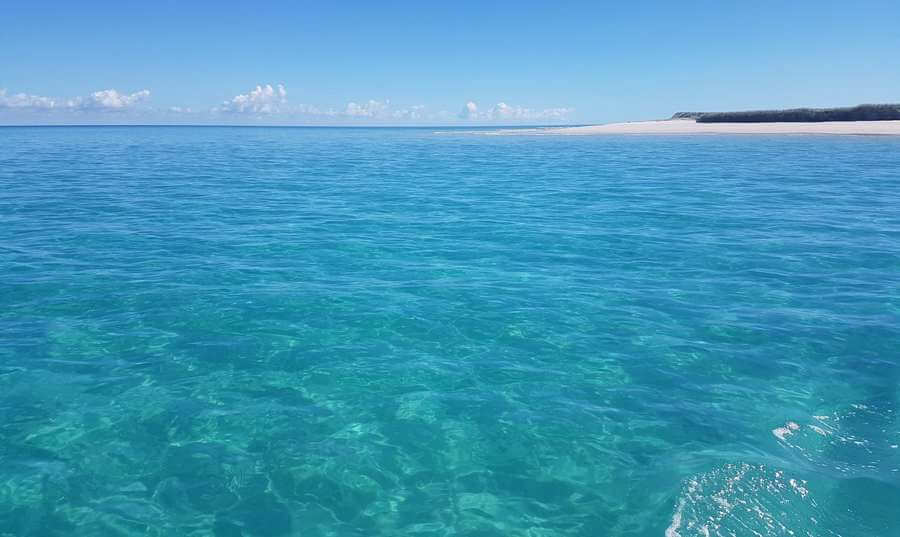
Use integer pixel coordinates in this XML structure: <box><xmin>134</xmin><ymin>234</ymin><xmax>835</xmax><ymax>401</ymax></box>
<box><xmin>502</xmin><ymin>119</ymin><xmax>900</xmax><ymax>136</ymax></box>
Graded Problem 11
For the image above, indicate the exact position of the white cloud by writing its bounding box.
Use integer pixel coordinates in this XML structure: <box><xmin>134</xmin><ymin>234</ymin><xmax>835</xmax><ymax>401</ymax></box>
<box><xmin>212</xmin><ymin>89</ymin><xmax>397</xmax><ymax>120</ymax></box>
<box><xmin>458</xmin><ymin>101</ymin><xmax>478</xmax><ymax>119</ymax></box>
<box><xmin>344</xmin><ymin>99</ymin><xmax>389</xmax><ymax>118</ymax></box>
<box><xmin>488</xmin><ymin>102</ymin><xmax>575</xmax><ymax>120</ymax></box>
<box><xmin>295</xmin><ymin>103</ymin><xmax>324</xmax><ymax>115</ymax></box>
<box><xmin>0</xmin><ymin>89</ymin><xmax>58</xmax><ymax>109</ymax></box>
<box><xmin>0</xmin><ymin>88</ymin><xmax>150</xmax><ymax>111</ymax></box>
<box><xmin>392</xmin><ymin>105</ymin><xmax>425</xmax><ymax>120</ymax></box>
<box><xmin>2</xmin><ymin>86</ymin><xmax>572</xmax><ymax>124</ymax></box>
<box><xmin>534</xmin><ymin>107</ymin><xmax>576</xmax><ymax>120</ymax></box>
<box><xmin>458</xmin><ymin>101</ymin><xmax>574</xmax><ymax>121</ymax></box>
<box><xmin>217</xmin><ymin>84</ymin><xmax>287</xmax><ymax>114</ymax></box>
<box><xmin>490</xmin><ymin>102</ymin><xmax>519</xmax><ymax>119</ymax></box>
<box><xmin>72</xmin><ymin>89</ymin><xmax>150</xmax><ymax>110</ymax></box>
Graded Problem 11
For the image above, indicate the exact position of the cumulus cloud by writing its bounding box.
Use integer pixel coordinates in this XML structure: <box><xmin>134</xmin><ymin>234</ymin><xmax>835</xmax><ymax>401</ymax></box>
<box><xmin>209</xmin><ymin>87</ymin><xmax>401</xmax><ymax>120</ymax></box>
<box><xmin>295</xmin><ymin>103</ymin><xmax>323</xmax><ymax>115</ymax></box>
<box><xmin>344</xmin><ymin>99</ymin><xmax>389</xmax><ymax>118</ymax></box>
<box><xmin>490</xmin><ymin>102</ymin><xmax>521</xmax><ymax>119</ymax></box>
<box><xmin>458</xmin><ymin>101</ymin><xmax>574</xmax><ymax>121</ymax></box>
<box><xmin>0</xmin><ymin>88</ymin><xmax>150</xmax><ymax>111</ymax></box>
<box><xmin>536</xmin><ymin>107</ymin><xmax>576</xmax><ymax>120</ymax></box>
<box><xmin>2</xmin><ymin>87</ymin><xmax>571</xmax><ymax>124</ymax></box>
<box><xmin>489</xmin><ymin>102</ymin><xmax>575</xmax><ymax>120</ymax></box>
<box><xmin>458</xmin><ymin>101</ymin><xmax>479</xmax><ymax>119</ymax></box>
<box><xmin>217</xmin><ymin>84</ymin><xmax>287</xmax><ymax>114</ymax></box>
<box><xmin>0</xmin><ymin>89</ymin><xmax>58</xmax><ymax>109</ymax></box>
<box><xmin>392</xmin><ymin>105</ymin><xmax>425</xmax><ymax>120</ymax></box>
<box><xmin>212</xmin><ymin>90</ymin><xmax>397</xmax><ymax>119</ymax></box>
<box><xmin>72</xmin><ymin>89</ymin><xmax>150</xmax><ymax>110</ymax></box>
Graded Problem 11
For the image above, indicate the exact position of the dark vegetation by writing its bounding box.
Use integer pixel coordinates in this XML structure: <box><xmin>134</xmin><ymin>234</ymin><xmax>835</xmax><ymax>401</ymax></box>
<box><xmin>672</xmin><ymin>104</ymin><xmax>900</xmax><ymax>123</ymax></box>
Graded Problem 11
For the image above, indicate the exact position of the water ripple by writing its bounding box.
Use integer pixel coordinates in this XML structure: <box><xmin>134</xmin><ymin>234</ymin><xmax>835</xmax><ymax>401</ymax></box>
<box><xmin>1</xmin><ymin>127</ymin><xmax>899</xmax><ymax>536</ymax></box>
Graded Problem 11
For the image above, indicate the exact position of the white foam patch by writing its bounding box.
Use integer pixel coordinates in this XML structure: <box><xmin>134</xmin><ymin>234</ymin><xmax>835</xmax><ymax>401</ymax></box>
<box><xmin>665</xmin><ymin>499</ymin><xmax>684</xmax><ymax>537</ymax></box>
<box><xmin>772</xmin><ymin>404</ymin><xmax>900</xmax><ymax>480</ymax></box>
<box><xmin>667</xmin><ymin>463</ymin><xmax>832</xmax><ymax>537</ymax></box>
<box><xmin>772</xmin><ymin>421</ymin><xmax>800</xmax><ymax>441</ymax></box>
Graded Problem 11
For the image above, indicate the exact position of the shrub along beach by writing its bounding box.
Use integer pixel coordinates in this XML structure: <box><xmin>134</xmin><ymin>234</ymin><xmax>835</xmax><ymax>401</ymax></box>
<box><xmin>672</xmin><ymin>103</ymin><xmax>900</xmax><ymax>123</ymax></box>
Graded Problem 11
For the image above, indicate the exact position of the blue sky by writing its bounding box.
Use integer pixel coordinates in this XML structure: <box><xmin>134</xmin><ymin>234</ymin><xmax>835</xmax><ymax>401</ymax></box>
<box><xmin>2</xmin><ymin>1</ymin><xmax>899</xmax><ymax>125</ymax></box>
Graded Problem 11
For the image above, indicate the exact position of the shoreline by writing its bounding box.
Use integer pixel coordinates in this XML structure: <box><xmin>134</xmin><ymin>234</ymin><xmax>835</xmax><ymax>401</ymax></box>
<box><xmin>495</xmin><ymin>119</ymin><xmax>900</xmax><ymax>136</ymax></box>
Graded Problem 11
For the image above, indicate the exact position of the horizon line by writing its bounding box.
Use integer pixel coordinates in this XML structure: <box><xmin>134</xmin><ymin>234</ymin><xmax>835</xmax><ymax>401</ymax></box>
<box><xmin>0</xmin><ymin>123</ymin><xmax>590</xmax><ymax>129</ymax></box>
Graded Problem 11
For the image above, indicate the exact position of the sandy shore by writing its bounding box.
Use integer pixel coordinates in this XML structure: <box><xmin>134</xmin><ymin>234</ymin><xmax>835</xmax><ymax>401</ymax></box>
<box><xmin>500</xmin><ymin>119</ymin><xmax>900</xmax><ymax>136</ymax></box>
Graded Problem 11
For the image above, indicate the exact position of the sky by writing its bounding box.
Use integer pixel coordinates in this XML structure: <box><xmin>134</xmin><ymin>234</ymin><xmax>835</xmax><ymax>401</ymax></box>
<box><xmin>2</xmin><ymin>1</ymin><xmax>899</xmax><ymax>125</ymax></box>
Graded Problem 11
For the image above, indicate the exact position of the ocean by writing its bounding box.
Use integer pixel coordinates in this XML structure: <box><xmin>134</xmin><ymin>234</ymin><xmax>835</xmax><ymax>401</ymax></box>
<box><xmin>1</xmin><ymin>126</ymin><xmax>898</xmax><ymax>536</ymax></box>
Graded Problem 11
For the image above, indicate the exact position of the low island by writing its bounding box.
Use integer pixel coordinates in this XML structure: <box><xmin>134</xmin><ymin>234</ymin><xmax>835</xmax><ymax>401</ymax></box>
<box><xmin>673</xmin><ymin>103</ymin><xmax>900</xmax><ymax>123</ymax></box>
<box><xmin>500</xmin><ymin>104</ymin><xmax>900</xmax><ymax>136</ymax></box>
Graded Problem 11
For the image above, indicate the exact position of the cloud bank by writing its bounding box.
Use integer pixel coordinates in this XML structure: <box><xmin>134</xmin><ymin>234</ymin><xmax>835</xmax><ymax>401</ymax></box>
<box><xmin>0</xmin><ymin>89</ymin><xmax>57</xmax><ymax>109</ymax></box>
<box><xmin>210</xmin><ymin>86</ymin><xmax>573</xmax><ymax>123</ymax></box>
<box><xmin>459</xmin><ymin>100</ymin><xmax>574</xmax><ymax>121</ymax></box>
<box><xmin>2</xmin><ymin>85</ymin><xmax>575</xmax><ymax>124</ymax></box>
<box><xmin>392</xmin><ymin>105</ymin><xmax>425</xmax><ymax>120</ymax></box>
<box><xmin>344</xmin><ymin>99</ymin><xmax>389</xmax><ymax>118</ymax></box>
<box><xmin>214</xmin><ymin>88</ymin><xmax>419</xmax><ymax>121</ymax></box>
<box><xmin>0</xmin><ymin>88</ymin><xmax>150</xmax><ymax>111</ymax></box>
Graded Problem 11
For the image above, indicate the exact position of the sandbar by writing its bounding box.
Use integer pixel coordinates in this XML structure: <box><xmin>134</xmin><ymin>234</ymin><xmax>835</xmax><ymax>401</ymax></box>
<box><xmin>498</xmin><ymin>119</ymin><xmax>900</xmax><ymax>136</ymax></box>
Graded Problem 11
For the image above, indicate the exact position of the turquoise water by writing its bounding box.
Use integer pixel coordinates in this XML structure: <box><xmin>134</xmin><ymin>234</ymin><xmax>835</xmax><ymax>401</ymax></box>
<box><xmin>1</xmin><ymin>126</ymin><xmax>899</xmax><ymax>537</ymax></box>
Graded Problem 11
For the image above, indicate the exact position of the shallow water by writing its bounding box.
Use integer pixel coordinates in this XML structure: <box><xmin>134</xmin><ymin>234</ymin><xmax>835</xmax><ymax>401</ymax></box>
<box><xmin>1</xmin><ymin>126</ymin><xmax>898</xmax><ymax>536</ymax></box>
